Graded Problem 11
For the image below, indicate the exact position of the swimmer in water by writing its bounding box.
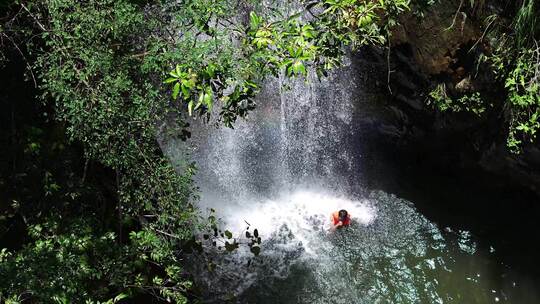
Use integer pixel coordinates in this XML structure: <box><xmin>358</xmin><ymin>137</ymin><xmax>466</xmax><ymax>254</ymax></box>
<box><xmin>330</xmin><ymin>209</ymin><xmax>351</xmax><ymax>231</ymax></box>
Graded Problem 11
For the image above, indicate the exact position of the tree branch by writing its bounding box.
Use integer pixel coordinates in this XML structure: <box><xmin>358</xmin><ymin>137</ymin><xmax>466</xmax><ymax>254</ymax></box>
<box><xmin>20</xmin><ymin>3</ymin><xmax>48</xmax><ymax>32</ymax></box>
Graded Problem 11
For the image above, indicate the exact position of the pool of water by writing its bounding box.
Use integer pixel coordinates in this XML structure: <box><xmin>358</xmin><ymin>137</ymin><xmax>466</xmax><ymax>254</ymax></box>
<box><xmin>187</xmin><ymin>189</ymin><xmax>540</xmax><ymax>304</ymax></box>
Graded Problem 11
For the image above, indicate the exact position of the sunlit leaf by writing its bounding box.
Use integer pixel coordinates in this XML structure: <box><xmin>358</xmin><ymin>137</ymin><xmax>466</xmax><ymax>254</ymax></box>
<box><xmin>172</xmin><ymin>82</ymin><xmax>180</xmax><ymax>100</ymax></box>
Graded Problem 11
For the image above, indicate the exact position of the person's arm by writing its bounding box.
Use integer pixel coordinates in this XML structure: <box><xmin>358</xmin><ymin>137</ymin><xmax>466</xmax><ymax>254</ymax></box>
<box><xmin>331</xmin><ymin>219</ymin><xmax>343</xmax><ymax>231</ymax></box>
<box><xmin>330</xmin><ymin>215</ymin><xmax>338</xmax><ymax>231</ymax></box>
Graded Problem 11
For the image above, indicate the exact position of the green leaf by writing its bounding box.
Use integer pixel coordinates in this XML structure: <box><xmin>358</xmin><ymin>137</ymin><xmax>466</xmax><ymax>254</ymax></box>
<box><xmin>198</xmin><ymin>91</ymin><xmax>205</xmax><ymax>106</ymax></box>
<box><xmin>163</xmin><ymin>77</ymin><xmax>177</xmax><ymax>84</ymax></box>
<box><xmin>204</xmin><ymin>88</ymin><xmax>213</xmax><ymax>112</ymax></box>
<box><xmin>286</xmin><ymin>64</ymin><xmax>294</xmax><ymax>76</ymax></box>
<box><xmin>224</xmin><ymin>230</ymin><xmax>232</xmax><ymax>239</ymax></box>
<box><xmin>172</xmin><ymin>82</ymin><xmax>180</xmax><ymax>100</ymax></box>
<box><xmin>188</xmin><ymin>100</ymin><xmax>194</xmax><ymax>116</ymax></box>
<box><xmin>245</xmin><ymin>81</ymin><xmax>258</xmax><ymax>88</ymax></box>
<box><xmin>181</xmin><ymin>84</ymin><xmax>190</xmax><ymax>99</ymax></box>
<box><xmin>250</xmin><ymin>12</ymin><xmax>260</xmax><ymax>29</ymax></box>
<box><xmin>292</xmin><ymin>60</ymin><xmax>305</xmax><ymax>75</ymax></box>
<box><xmin>112</xmin><ymin>293</ymin><xmax>129</xmax><ymax>303</ymax></box>
<box><xmin>182</xmin><ymin>78</ymin><xmax>194</xmax><ymax>90</ymax></box>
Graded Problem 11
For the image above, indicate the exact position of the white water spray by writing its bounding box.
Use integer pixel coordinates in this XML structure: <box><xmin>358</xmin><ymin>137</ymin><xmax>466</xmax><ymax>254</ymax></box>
<box><xmin>207</xmin><ymin>189</ymin><xmax>376</xmax><ymax>255</ymax></box>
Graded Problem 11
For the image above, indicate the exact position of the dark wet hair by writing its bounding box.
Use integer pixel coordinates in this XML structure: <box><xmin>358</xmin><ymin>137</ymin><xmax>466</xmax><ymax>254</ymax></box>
<box><xmin>338</xmin><ymin>209</ymin><xmax>348</xmax><ymax>220</ymax></box>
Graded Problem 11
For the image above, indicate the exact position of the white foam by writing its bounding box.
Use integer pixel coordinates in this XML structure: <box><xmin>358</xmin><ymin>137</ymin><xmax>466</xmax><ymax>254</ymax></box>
<box><xmin>202</xmin><ymin>189</ymin><xmax>377</xmax><ymax>255</ymax></box>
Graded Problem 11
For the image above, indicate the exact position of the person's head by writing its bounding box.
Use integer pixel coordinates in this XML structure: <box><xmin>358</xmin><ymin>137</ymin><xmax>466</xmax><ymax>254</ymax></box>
<box><xmin>338</xmin><ymin>209</ymin><xmax>348</xmax><ymax>221</ymax></box>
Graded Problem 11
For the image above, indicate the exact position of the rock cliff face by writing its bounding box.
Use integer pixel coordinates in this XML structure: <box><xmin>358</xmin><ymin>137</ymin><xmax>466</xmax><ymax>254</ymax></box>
<box><xmin>392</xmin><ymin>1</ymin><xmax>481</xmax><ymax>76</ymax></box>
<box><xmin>352</xmin><ymin>0</ymin><xmax>540</xmax><ymax>197</ymax></box>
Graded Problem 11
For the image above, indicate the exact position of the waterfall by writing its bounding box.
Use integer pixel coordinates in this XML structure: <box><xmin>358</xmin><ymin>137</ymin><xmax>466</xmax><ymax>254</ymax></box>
<box><xmin>190</xmin><ymin>62</ymin><xmax>363</xmax><ymax>198</ymax></box>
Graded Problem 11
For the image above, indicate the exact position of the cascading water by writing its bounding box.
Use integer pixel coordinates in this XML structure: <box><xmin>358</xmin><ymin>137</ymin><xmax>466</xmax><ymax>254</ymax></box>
<box><xmin>162</xmin><ymin>62</ymin><xmax>539</xmax><ymax>303</ymax></box>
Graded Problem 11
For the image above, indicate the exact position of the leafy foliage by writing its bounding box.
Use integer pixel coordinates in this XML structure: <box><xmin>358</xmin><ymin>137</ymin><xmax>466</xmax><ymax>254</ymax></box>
<box><xmin>483</xmin><ymin>0</ymin><xmax>540</xmax><ymax>151</ymax></box>
<box><xmin>503</xmin><ymin>48</ymin><xmax>540</xmax><ymax>151</ymax></box>
<box><xmin>163</xmin><ymin>0</ymin><xmax>413</xmax><ymax>126</ymax></box>
<box><xmin>1</xmin><ymin>220</ymin><xmax>131</xmax><ymax>302</ymax></box>
<box><xmin>428</xmin><ymin>84</ymin><xmax>486</xmax><ymax>115</ymax></box>
<box><xmin>1</xmin><ymin>0</ymin><xmax>198</xmax><ymax>302</ymax></box>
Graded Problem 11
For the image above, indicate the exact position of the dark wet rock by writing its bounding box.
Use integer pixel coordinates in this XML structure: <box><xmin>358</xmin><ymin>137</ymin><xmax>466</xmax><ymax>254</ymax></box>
<box><xmin>479</xmin><ymin>144</ymin><xmax>540</xmax><ymax>195</ymax></box>
<box><xmin>392</xmin><ymin>0</ymin><xmax>481</xmax><ymax>75</ymax></box>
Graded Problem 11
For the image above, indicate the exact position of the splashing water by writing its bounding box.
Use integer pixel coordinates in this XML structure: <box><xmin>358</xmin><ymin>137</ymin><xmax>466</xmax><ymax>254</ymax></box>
<box><xmin>211</xmin><ymin>190</ymin><xmax>376</xmax><ymax>255</ymax></box>
<box><xmin>190</xmin><ymin>187</ymin><xmax>512</xmax><ymax>304</ymax></box>
<box><xmin>162</xmin><ymin>62</ymin><xmax>540</xmax><ymax>303</ymax></box>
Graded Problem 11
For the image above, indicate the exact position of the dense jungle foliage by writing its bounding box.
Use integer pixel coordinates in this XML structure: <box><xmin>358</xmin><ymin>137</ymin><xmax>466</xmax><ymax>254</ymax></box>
<box><xmin>0</xmin><ymin>0</ymin><xmax>538</xmax><ymax>302</ymax></box>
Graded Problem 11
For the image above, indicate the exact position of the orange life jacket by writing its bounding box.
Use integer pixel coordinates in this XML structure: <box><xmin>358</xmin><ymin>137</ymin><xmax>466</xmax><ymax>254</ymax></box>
<box><xmin>332</xmin><ymin>211</ymin><xmax>351</xmax><ymax>226</ymax></box>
